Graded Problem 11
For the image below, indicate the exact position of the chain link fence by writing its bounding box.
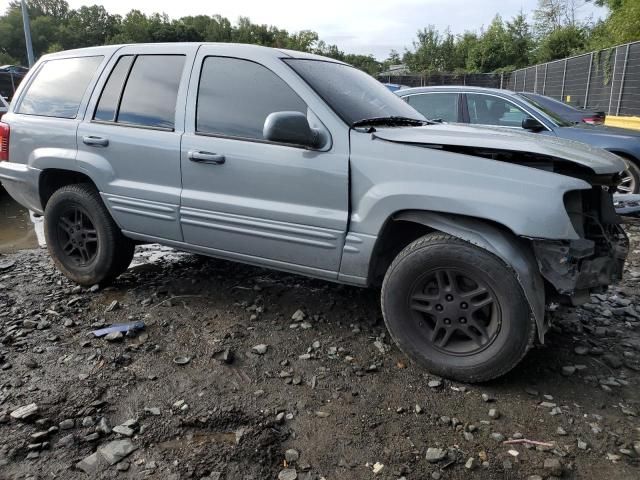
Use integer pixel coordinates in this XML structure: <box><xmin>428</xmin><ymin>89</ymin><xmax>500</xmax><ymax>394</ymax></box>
<box><xmin>503</xmin><ymin>40</ymin><xmax>640</xmax><ymax>117</ymax></box>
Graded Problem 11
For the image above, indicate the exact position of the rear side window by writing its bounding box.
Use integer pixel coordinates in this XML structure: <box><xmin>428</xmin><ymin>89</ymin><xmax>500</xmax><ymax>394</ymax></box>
<box><xmin>94</xmin><ymin>55</ymin><xmax>185</xmax><ymax>130</ymax></box>
<box><xmin>196</xmin><ymin>57</ymin><xmax>306</xmax><ymax>140</ymax></box>
<box><xmin>17</xmin><ymin>56</ymin><xmax>103</xmax><ymax>118</ymax></box>
<box><xmin>406</xmin><ymin>93</ymin><xmax>459</xmax><ymax>122</ymax></box>
<box><xmin>94</xmin><ymin>56</ymin><xmax>134</xmax><ymax>122</ymax></box>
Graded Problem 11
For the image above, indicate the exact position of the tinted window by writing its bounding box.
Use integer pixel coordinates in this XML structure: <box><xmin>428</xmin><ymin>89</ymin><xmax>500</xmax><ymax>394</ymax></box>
<box><xmin>466</xmin><ymin>93</ymin><xmax>528</xmax><ymax>127</ymax></box>
<box><xmin>94</xmin><ymin>55</ymin><xmax>134</xmax><ymax>122</ymax></box>
<box><xmin>406</xmin><ymin>93</ymin><xmax>458</xmax><ymax>122</ymax></box>
<box><xmin>17</xmin><ymin>56</ymin><xmax>103</xmax><ymax>118</ymax></box>
<box><xmin>197</xmin><ymin>57</ymin><xmax>306</xmax><ymax>139</ymax></box>
<box><xmin>284</xmin><ymin>59</ymin><xmax>423</xmax><ymax>125</ymax></box>
<box><xmin>117</xmin><ymin>55</ymin><xmax>185</xmax><ymax>129</ymax></box>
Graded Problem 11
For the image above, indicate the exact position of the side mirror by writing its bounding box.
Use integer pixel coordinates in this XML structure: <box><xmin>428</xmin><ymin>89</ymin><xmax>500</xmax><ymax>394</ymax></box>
<box><xmin>522</xmin><ymin>116</ymin><xmax>545</xmax><ymax>132</ymax></box>
<box><xmin>264</xmin><ymin>111</ymin><xmax>318</xmax><ymax>148</ymax></box>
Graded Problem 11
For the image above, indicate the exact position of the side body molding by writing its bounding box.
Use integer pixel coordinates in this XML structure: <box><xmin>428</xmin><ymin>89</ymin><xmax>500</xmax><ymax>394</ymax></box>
<box><xmin>394</xmin><ymin>211</ymin><xmax>547</xmax><ymax>342</ymax></box>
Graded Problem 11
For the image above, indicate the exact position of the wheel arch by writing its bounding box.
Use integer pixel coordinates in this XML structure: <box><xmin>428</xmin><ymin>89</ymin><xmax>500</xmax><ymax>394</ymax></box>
<box><xmin>39</xmin><ymin>168</ymin><xmax>99</xmax><ymax>211</ymax></box>
<box><xmin>369</xmin><ymin>210</ymin><xmax>547</xmax><ymax>342</ymax></box>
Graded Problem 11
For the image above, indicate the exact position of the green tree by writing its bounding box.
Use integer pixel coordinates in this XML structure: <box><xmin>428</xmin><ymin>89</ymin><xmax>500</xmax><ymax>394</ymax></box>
<box><xmin>536</xmin><ymin>24</ymin><xmax>587</xmax><ymax>61</ymax></box>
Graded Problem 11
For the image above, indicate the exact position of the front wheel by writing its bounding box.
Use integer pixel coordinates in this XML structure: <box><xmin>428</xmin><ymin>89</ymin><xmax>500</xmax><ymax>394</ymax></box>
<box><xmin>44</xmin><ymin>183</ymin><xmax>134</xmax><ymax>286</ymax></box>
<box><xmin>617</xmin><ymin>156</ymin><xmax>640</xmax><ymax>194</ymax></box>
<box><xmin>381</xmin><ymin>233</ymin><xmax>536</xmax><ymax>383</ymax></box>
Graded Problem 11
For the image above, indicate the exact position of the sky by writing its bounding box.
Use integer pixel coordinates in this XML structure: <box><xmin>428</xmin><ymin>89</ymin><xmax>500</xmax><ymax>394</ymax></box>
<box><xmin>3</xmin><ymin>0</ymin><xmax>607</xmax><ymax>59</ymax></box>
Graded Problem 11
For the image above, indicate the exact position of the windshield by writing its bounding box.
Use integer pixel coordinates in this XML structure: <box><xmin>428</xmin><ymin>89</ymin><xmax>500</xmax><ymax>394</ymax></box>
<box><xmin>283</xmin><ymin>59</ymin><xmax>425</xmax><ymax>126</ymax></box>
<box><xmin>516</xmin><ymin>93</ymin><xmax>574</xmax><ymax>127</ymax></box>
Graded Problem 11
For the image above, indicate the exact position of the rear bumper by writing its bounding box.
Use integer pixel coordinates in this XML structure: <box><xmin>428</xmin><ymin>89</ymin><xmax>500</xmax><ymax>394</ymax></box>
<box><xmin>0</xmin><ymin>162</ymin><xmax>43</xmax><ymax>214</ymax></box>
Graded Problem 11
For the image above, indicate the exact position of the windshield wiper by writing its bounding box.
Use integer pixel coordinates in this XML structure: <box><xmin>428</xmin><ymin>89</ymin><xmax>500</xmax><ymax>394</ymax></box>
<box><xmin>351</xmin><ymin>116</ymin><xmax>430</xmax><ymax>128</ymax></box>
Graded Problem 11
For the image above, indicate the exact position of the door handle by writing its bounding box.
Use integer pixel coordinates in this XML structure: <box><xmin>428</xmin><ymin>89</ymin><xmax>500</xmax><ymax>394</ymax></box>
<box><xmin>188</xmin><ymin>150</ymin><xmax>225</xmax><ymax>165</ymax></box>
<box><xmin>82</xmin><ymin>135</ymin><xmax>109</xmax><ymax>147</ymax></box>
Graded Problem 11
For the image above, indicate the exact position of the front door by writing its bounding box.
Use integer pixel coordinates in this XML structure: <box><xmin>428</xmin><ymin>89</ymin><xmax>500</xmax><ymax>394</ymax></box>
<box><xmin>180</xmin><ymin>48</ymin><xmax>349</xmax><ymax>277</ymax></box>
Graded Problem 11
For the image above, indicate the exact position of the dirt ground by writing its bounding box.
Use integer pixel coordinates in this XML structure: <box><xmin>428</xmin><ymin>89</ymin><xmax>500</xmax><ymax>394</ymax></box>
<box><xmin>1</xmin><ymin>219</ymin><xmax>639</xmax><ymax>480</ymax></box>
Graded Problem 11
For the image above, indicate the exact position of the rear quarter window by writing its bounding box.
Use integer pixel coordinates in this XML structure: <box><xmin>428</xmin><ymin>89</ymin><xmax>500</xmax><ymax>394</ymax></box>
<box><xmin>17</xmin><ymin>56</ymin><xmax>103</xmax><ymax>119</ymax></box>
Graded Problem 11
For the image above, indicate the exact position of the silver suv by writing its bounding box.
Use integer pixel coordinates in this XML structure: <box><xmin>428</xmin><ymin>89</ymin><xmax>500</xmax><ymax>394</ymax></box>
<box><xmin>0</xmin><ymin>43</ymin><xmax>629</xmax><ymax>382</ymax></box>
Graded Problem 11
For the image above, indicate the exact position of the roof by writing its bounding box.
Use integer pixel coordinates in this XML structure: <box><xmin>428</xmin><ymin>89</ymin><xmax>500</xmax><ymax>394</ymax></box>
<box><xmin>40</xmin><ymin>42</ymin><xmax>347</xmax><ymax>65</ymax></box>
<box><xmin>396</xmin><ymin>85</ymin><xmax>518</xmax><ymax>96</ymax></box>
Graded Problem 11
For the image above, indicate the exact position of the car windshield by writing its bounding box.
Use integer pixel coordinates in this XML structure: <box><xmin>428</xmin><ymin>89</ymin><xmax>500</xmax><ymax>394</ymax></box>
<box><xmin>516</xmin><ymin>93</ymin><xmax>574</xmax><ymax>127</ymax></box>
<box><xmin>283</xmin><ymin>59</ymin><xmax>425</xmax><ymax>126</ymax></box>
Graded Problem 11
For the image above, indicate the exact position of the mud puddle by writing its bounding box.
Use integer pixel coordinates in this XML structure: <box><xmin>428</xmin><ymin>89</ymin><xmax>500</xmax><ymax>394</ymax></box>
<box><xmin>0</xmin><ymin>187</ymin><xmax>45</xmax><ymax>253</ymax></box>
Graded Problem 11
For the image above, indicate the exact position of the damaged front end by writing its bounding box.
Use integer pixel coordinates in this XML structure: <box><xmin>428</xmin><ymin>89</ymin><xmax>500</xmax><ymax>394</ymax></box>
<box><xmin>532</xmin><ymin>177</ymin><xmax>629</xmax><ymax>305</ymax></box>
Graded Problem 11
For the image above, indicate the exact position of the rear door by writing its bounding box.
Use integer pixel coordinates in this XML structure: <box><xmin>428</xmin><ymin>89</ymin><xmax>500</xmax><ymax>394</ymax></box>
<box><xmin>179</xmin><ymin>47</ymin><xmax>350</xmax><ymax>277</ymax></box>
<box><xmin>77</xmin><ymin>44</ymin><xmax>197</xmax><ymax>241</ymax></box>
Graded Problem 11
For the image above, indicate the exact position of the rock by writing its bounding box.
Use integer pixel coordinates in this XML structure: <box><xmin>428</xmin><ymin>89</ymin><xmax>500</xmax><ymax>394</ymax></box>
<box><xmin>561</xmin><ymin>366</ymin><xmax>576</xmax><ymax>376</ymax></box>
<box><xmin>633</xmin><ymin>441</ymin><xmax>640</xmax><ymax>456</ymax></box>
<box><xmin>291</xmin><ymin>310</ymin><xmax>306</xmax><ymax>322</ymax></box>
<box><xmin>82</xmin><ymin>416</ymin><xmax>94</xmax><ymax>427</ymax></box>
<box><xmin>116</xmin><ymin>461</ymin><xmax>130</xmax><ymax>471</ymax></box>
<box><xmin>76</xmin><ymin>452</ymin><xmax>102</xmax><ymax>474</ymax></box>
<box><xmin>543</xmin><ymin>458</ymin><xmax>563</xmax><ymax>476</ymax></box>
<box><xmin>428</xmin><ymin>380</ymin><xmax>442</xmax><ymax>388</ymax></box>
<box><xmin>481</xmin><ymin>393</ymin><xmax>495</xmax><ymax>402</ymax></box>
<box><xmin>465</xmin><ymin>457</ymin><xmax>479</xmax><ymax>470</ymax></box>
<box><xmin>99</xmin><ymin>439</ymin><xmax>137</xmax><ymax>465</ymax></box>
<box><xmin>577</xmin><ymin>439</ymin><xmax>588</xmax><ymax>450</ymax></box>
<box><xmin>105</xmin><ymin>300</ymin><xmax>119</xmax><ymax>312</ymax></box>
<box><xmin>314</xmin><ymin>411</ymin><xmax>330</xmax><ymax>418</ymax></box>
<box><xmin>278</xmin><ymin>468</ymin><xmax>297</xmax><ymax>480</ymax></box>
<box><xmin>372</xmin><ymin>462</ymin><xmax>384</xmax><ymax>474</ymax></box>
<box><xmin>425</xmin><ymin>447</ymin><xmax>446</xmax><ymax>463</ymax></box>
<box><xmin>574</xmin><ymin>346</ymin><xmax>589</xmax><ymax>355</ymax></box>
<box><xmin>556</xmin><ymin>427</ymin><xmax>567</xmax><ymax>436</ymax></box>
<box><xmin>528</xmin><ymin>476</ymin><xmax>543</xmax><ymax>480</ymax></box>
<box><xmin>252</xmin><ymin>344</ymin><xmax>268</xmax><ymax>355</ymax></box>
<box><xmin>104</xmin><ymin>331</ymin><xmax>123</xmax><ymax>342</ymax></box>
<box><xmin>10</xmin><ymin>403</ymin><xmax>38</xmax><ymax>420</ymax></box>
<box><xmin>144</xmin><ymin>407</ymin><xmax>161</xmax><ymax>416</ymax></box>
<box><xmin>59</xmin><ymin>418</ymin><xmax>74</xmax><ymax>430</ymax></box>
<box><xmin>112</xmin><ymin>425</ymin><xmax>134</xmax><ymax>437</ymax></box>
<box><xmin>57</xmin><ymin>434</ymin><xmax>74</xmax><ymax>448</ymax></box>
<box><xmin>213</xmin><ymin>348</ymin><xmax>234</xmax><ymax>364</ymax></box>
<box><xmin>96</xmin><ymin>417</ymin><xmax>111</xmax><ymax>434</ymax></box>
<box><xmin>415</xmin><ymin>404</ymin><xmax>423</xmax><ymax>414</ymax></box>
<box><xmin>488</xmin><ymin>408</ymin><xmax>500</xmax><ymax>419</ymax></box>
<box><xmin>490</xmin><ymin>432</ymin><xmax>505</xmax><ymax>442</ymax></box>
<box><xmin>540</xmin><ymin>402</ymin><xmax>557</xmax><ymax>408</ymax></box>
<box><xmin>285</xmin><ymin>449</ymin><xmax>299</xmax><ymax>463</ymax></box>
<box><xmin>602</xmin><ymin>354</ymin><xmax>623</xmax><ymax>369</ymax></box>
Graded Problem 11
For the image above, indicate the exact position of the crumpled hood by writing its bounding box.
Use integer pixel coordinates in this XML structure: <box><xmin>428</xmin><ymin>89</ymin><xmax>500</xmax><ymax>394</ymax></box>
<box><xmin>371</xmin><ymin>124</ymin><xmax>625</xmax><ymax>175</ymax></box>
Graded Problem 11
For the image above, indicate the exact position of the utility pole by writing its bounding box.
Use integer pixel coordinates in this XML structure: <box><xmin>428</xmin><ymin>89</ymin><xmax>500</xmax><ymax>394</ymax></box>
<box><xmin>21</xmin><ymin>0</ymin><xmax>35</xmax><ymax>67</ymax></box>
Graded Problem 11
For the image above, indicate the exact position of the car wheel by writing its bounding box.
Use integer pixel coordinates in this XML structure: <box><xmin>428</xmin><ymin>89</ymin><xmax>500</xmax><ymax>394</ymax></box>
<box><xmin>44</xmin><ymin>183</ymin><xmax>135</xmax><ymax>286</ymax></box>
<box><xmin>381</xmin><ymin>233</ymin><xmax>536</xmax><ymax>383</ymax></box>
<box><xmin>617</xmin><ymin>156</ymin><xmax>640</xmax><ymax>194</ymax></box>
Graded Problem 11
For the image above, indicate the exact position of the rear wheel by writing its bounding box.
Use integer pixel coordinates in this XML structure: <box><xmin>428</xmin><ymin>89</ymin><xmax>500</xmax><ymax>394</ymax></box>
<box><xmin>44</xmin><ymin>183</ymin><xmax>134</xmax><ymax>286</ymax></box>
<box><xmin>381</xmin><ymin>233</ymin><xmax>536</xmax><ymax>382</ymax></box>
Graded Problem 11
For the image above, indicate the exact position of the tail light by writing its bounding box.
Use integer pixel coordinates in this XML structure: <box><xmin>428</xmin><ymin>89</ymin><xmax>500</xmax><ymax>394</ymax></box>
<box><xmin>0</xmin><ymin>122</ymin><xmax>9</xmax><ymax>161</ymax></box>
<box><xmin>582</xmin><ymin>117</ymin><xmax>604</xmax><ymax>125</ymax></box>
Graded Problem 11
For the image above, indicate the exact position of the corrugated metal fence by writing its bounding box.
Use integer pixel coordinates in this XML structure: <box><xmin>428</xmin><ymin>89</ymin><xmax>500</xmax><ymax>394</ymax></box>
<box><xmin>503</xmin><ymin>40</ymin><xmax>640</xmax><ymax>116</ymax></box>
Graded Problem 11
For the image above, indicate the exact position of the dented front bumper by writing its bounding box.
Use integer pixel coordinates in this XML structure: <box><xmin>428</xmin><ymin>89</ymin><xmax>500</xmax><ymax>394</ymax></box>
<box><xmin>532</xmin><ymin>228</ymin><xmax>628</xmax><ymax>303</ymax></box>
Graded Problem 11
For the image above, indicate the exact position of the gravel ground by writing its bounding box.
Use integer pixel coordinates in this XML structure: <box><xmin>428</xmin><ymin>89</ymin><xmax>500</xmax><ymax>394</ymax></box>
<box><xmin>1</xmin><ymin>222</ymin><xmax>639</xmax><ymax>480</ymax></box>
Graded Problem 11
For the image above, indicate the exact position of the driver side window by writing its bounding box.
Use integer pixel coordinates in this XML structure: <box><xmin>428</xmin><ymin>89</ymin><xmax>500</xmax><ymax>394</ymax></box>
<box><xmin>466</xmin><ymin>93</ymin><xmax>528</xmax><ymax>128</ymax></box>
<box><xmin>196</xmin><ymin>57</ymin><xmax>307</xmax><ymax>140</ymax></box>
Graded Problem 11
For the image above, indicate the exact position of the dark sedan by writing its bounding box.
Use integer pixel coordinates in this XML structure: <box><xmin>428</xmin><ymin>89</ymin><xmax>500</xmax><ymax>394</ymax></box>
<box><xmin>396</xmin><ymin>86</ymin><xmax>640</xmax><ymax>193</ymax></box>
<box><xmin>520</xmin><ymin>92</ymin><xmax>605</xmax><ymax>125</ymax></box>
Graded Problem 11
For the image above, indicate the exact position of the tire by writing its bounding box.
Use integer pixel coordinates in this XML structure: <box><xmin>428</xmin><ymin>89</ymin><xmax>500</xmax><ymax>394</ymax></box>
<box><xmin>44</xmin><ymin>183</ymin><xmax>135</xmax><ymax>286</ymax></box>
<box><xmin>381</xmin><ymin>233</ymin><xmax>536</xmax><ymax>383</ymax></box>
<box><xmin>617</xmin><ymin>155</ymin><xmax>640</xmax><ymax>194</ymax></box>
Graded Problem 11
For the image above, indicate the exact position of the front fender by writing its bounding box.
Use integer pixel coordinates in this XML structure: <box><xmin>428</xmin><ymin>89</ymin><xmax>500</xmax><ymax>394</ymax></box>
<box><xmin>395</xmin><ymin>211</ymin><xmax>547</xmax><ymax>343</ymax></box>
